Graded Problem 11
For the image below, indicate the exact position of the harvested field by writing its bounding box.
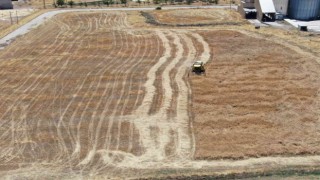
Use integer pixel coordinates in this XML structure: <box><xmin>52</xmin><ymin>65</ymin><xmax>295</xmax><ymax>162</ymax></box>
<box><xmin>0</xmin><ymin>11</ymin><xmax>211</xmax><ymax>177</ymax></box>
<box><xmin>192</xmin><ymin>30</ymin><xmax>320</xmax><ymax>160</ymax></box>
<box><xmin>149</xmin><ymin>9</ymin><xmax>246</xmax><ymax>25</ymax></box>
<box><xmin>0</xmin><ymin>8</ymin><xmax>320</xmax><ymax>179</ymax></box>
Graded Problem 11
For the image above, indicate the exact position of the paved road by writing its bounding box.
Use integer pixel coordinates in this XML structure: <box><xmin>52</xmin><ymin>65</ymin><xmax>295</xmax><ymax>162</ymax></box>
<box><xmin>0</xmin><ymin>5</ymin><xmax>237</xmax><ymax>49</ymax></box>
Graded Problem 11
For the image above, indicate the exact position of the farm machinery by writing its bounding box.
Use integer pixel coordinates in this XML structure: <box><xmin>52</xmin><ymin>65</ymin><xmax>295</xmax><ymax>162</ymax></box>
<box><xmin>191</xmin><ymin>60</ymin><xmax>206</xmax><ymax>75</ymax></box>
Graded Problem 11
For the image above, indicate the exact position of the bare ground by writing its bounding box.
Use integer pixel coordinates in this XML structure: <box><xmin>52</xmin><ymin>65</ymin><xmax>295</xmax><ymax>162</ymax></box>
<box><xmin>0</xmin><ymin>8</ymin><xmax>319</xmax><ymax>179</ymax></box>
<box><xmin>149</xmin><ymin>8</ymin><xmax>246</xmax><ymax>25</ymax></box>
<box><xmin>191</xmin><ymin>30</ymin><xmax>320</xmax><ymax>160</ymax></box>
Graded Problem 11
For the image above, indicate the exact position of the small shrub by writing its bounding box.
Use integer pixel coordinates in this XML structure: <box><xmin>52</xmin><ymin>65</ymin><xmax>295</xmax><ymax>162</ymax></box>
<box><xmin>56</xmin><ymin>0</ymin><xmax>65</xmax><ymax>7</ymax></box>
<box><xmin>68</xmin><ymin>0</ymin><xmax>75</xmax><ymax>7</ymax></box>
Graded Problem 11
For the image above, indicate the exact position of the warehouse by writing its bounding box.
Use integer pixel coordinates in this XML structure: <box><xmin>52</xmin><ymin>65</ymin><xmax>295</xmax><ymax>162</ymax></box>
<box><xmin>239</xmin><ymin>0</ymin><xmax>320</xmax><ymax>21</ymax></box>
<box><xmin>239</xmin><ymin>0</ymin><xmax>276</xmax><ymax>21</ymax></box>
<box><xmin>0</xmin><ymin>0</ymin><xmax>13</xmax><ymax>9</ymax></box>
<box><xmin>273</xmin><ymin>0</ymin><xmax>289</xmax><ymax>15</ymax></box>
<box><xmin>255</xmin><ymin>0</ymin><xmax>276</xmax><ymax>21</ymax></box>
<box><xmin>288</xmin><ymin>0</ymin><xmax>320</xmax><ymax>20</ymax></box>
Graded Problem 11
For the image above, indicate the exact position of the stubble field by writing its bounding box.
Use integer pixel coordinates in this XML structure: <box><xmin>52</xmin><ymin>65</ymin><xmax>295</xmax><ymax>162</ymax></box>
<box><xmin>0</xmin><ymin>9</ymin><xmax>319</xmax><ymax>179</ymax></box>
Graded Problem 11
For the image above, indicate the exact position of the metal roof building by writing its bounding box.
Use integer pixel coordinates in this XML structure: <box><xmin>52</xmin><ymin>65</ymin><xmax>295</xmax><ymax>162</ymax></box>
<box><xmin>288</xmin><ymin>0</ymin><xmax>320</xmax><ymax>20</ymax></box>
<box><xmin>273</xmin><ymin>0</ymin><xmax>289</xmax><ymax>15</ymax></box>
<box><xmin>0</xmin><ymin>0</ymin><xmax>13</xmax><ymax>9</ymax></box>
<box><xmin>255</xmin><ymin>0</ymin><xmax>276</xmax><ymax>21</ymax></box>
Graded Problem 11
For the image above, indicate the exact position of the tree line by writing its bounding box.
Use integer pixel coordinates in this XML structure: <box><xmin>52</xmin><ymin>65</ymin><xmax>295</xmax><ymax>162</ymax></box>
<box><xmin>53</xmin><ymin>0</ymin><xmax>223</xmax><ymax>8</ymax></box>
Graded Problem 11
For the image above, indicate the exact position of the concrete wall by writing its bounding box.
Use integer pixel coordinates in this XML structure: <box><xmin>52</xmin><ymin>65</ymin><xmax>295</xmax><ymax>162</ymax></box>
<box><xmin>273</xmin><ymin>0</ymin><xmax>289</xmax><ymax>15</ymax></box>
<box><xmin>254</xmin><ymin>0</ymin><xmax>263</xmax><ymax>20</ymax></box>
<box><xmin>0</xmin><ymin>0</ymin><xmax>13</xmax><ymax>9</ymax></box>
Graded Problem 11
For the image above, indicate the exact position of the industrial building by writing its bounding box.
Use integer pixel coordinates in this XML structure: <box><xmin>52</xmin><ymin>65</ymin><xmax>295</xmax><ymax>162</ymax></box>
<box><xmin>273</xmin><ymin>0</ymin><xmax>289</xmax><ymax>15</ymax></box>
<box><xmin>255</xmin><ymin>0</ymin><xmax>276</xmax><ymax>21</ymax></box>
<box><xmin>288</xmin><ymin>0</ymin><xmax>320</xmax><ymax>20</ymax></box>
<box><xmin>0</xmin><ymin>0</ymin><xmax>13</xmax><ymax>9</ymax></box>
<box><xmin>239</xmin><ymin>0</ymin><xmax>276</xmax><ymax>21</ymax></box>
<box><xmin>239</xmin><ymin>0</ymin><xmax>320</xmax><ymax>21</ymax></box>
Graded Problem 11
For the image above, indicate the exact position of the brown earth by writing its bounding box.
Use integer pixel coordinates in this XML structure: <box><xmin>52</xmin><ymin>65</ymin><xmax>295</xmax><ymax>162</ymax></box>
<box><xmin>0</xmin><ymin>11</ymin><xmax>160</xmax><ymax>169</ymax></box>
<box><xmin>0</xmin><ymin>11</ymin><xmax>203</xmax><ymax>177</ymax></box>
<box><xmin>0</xmin><ymin>8</ymin><xmax>320</xmax><ymax>179</ymax></box>
<box><xmin>150</xmin><ymin>8</ymin><xmax>246</xmax><ymax>25</ymax></box>
<box><xmin>192</xmin><ymin>30</ymin><xmax>320</xmax><ymax>160</ymax></box>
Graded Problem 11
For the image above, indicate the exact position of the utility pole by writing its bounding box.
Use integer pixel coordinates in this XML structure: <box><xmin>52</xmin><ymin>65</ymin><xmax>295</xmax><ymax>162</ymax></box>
<box><xmin>9</xmin><ymin>12</ymin><xmax>13</xmax><ymax>25</ymax></box>
<box><xmin>43</xmin><ymin>0</ymin><xmax>46</xmax><ymax>9</ymax></box>
<box><xmin>16</xmin><ymin>11</ymin><xmax>19</xmax><ymax>24</ymax></box>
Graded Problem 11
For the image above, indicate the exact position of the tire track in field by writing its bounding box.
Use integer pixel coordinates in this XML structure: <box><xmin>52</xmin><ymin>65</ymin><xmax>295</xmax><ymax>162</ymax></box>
<box><xmin>0</xmin><ymin>18</ymin><xmax>68</xmax><ymax>115</ymax></box>
<box><xmin>73</xmin><ymin>20</ymin><xmax>119</xmax><ymax>164</ymax></box>
<box><xmin>13</xmin><ymin>13</ymin><xmax>90</xmax><ymax>162</ymax></box>
<box><xmin>12</xmin><ymin>14</ymin><xmax>89</xmax><ymax>160</ymax></box>
<box><xmin>127</xmin><ymin>34</ymin><xmax>161</xmax><ymax>154</ymax></box>
<box><xmin>173</xmin><ymin>33</ymin><xmax>196</xmax><ymax>159</ymax></box>
<box><xmin>113</xmin><ymin>30</ymin><xmax>211</xmax><ymax>167</ymax></box>
<box><xmin>0</xmin><ymin>16</ymin><xmax>76</xmax><ymax>158</ymax></box>
<box><xmin>69</xmin><ymin>13</ymin><xmax>115</xmax><ymax>160</ymax></box>
<box><xmin>55</xmin><ymin>15</ymin><xmax>100</xmax><ymax>158</ymax></box>
<box><xmin>0</xmin><ymin>11</ymin><xmax>215</xmax><ymax>171</ymax></box>
<box><xmin>0</xmin><ymin>17</ymin><xmax>75</xmax><ymax>121</ymax></box>
<box><xmin>77</xmin><ymin>13</ymin><xmax>134</xmax><ymax>166</ymax></box>
<box><xmin>89</xmin><ymin>29</ymin><xmax>146</xmax><ymax>168</ymax></box>
<box><xmin>127</xmin><ymin>30</ymin><xmax>171</xmax><ymax>162</ymax></box>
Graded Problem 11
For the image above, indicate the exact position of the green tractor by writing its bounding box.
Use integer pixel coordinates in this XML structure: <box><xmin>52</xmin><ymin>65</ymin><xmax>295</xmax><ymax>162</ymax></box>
<box><xmin>191</xmin><ymin>61</ymin><xmax>206</xmax><ymax>75</ymax></box>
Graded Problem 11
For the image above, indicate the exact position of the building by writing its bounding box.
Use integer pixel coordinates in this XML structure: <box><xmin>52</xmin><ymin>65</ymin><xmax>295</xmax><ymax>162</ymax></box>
<box><xmin>239</xmin><ymin>0</ymin><xmax>257</xmax><ymax>19</ymax></box>
<box><xmin>0</xmin><ymin>0</ymin><xmax>13</xmax><ymax>9</ymax></box>
<box><xmin>273</xmin><ymin>0</ymin><xmax>289</xmax><ymax>15</ymax></box>
<box><xmin>255</xmin><ymin>0</ymin><xmax>276</xmax><ymax>21</ymax></box>
<box><xmin>240</xmin><ymin>0</ymin><xmax>320</xmax><ymax>21</ymax></box>
<box><xmin>288</xmin><ymin>0</ymin><xmax>320</xmax><ymax>20</ymax></box>
<box><xmin>239</xmin><ymin>0</ymin><xmax>276</xmax><ymax>21</ymax></box>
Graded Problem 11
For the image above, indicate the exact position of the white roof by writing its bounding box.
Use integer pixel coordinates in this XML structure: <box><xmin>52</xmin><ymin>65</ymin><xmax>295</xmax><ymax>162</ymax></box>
<box><xmin>259</xmin><ymin>0</ymin><xmax>276</xmax><ymax>13</ymax></box>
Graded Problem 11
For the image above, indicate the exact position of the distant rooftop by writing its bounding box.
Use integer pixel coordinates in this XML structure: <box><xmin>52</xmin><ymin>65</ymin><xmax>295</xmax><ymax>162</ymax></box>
<box><xmin>243</xmin><ymin>8</ymin><xmax>257</xmax><ymax>12</ymax></box>
<box><xmin>259</xmin><ymin>0</ymin><xmax>276</xmax><ymax>13</ymax></box>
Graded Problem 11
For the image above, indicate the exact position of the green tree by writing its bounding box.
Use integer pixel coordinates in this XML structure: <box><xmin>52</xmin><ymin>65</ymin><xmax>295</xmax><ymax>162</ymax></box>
<box><xmin>68</xmin><ymin>0</ymin><xmax>75</xmax><ymax>7</ymax></box>
<box><xmin>56</xmin><ymin>0</ymin><xmax>65</xmax><ymax>6</ymax></box>
<box><xmin>137</xmin><ymin>0</ymin><xmax>141</xmax><ymax>5</ymax></box>
<box><xmin>84</xmin><ymin>2</ymin><xmax>88</xmax><ymax>7</ymax></box>
<box><xmin>120</xmin><ymin>0</ymin><xmax>127</xmax><ymax>6</ymax></box>
<box><xmin>186</xmin><ymin>0</ymin><xmax>193</xmax><ymax>5</ymax></box>
<box><xmin>153</xmin><ymin>0</ymin><xmax>160</xmax><ymax>4</ymax></box>
<box><xmin>103</xmin><ymin>0</ymin><xmax>109</xmax><ymax>6</ymax></box>
<box><xmin>79</xmin><ymin>2</ymin><xmax>83</xmax><ymax>7</ymax></box>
